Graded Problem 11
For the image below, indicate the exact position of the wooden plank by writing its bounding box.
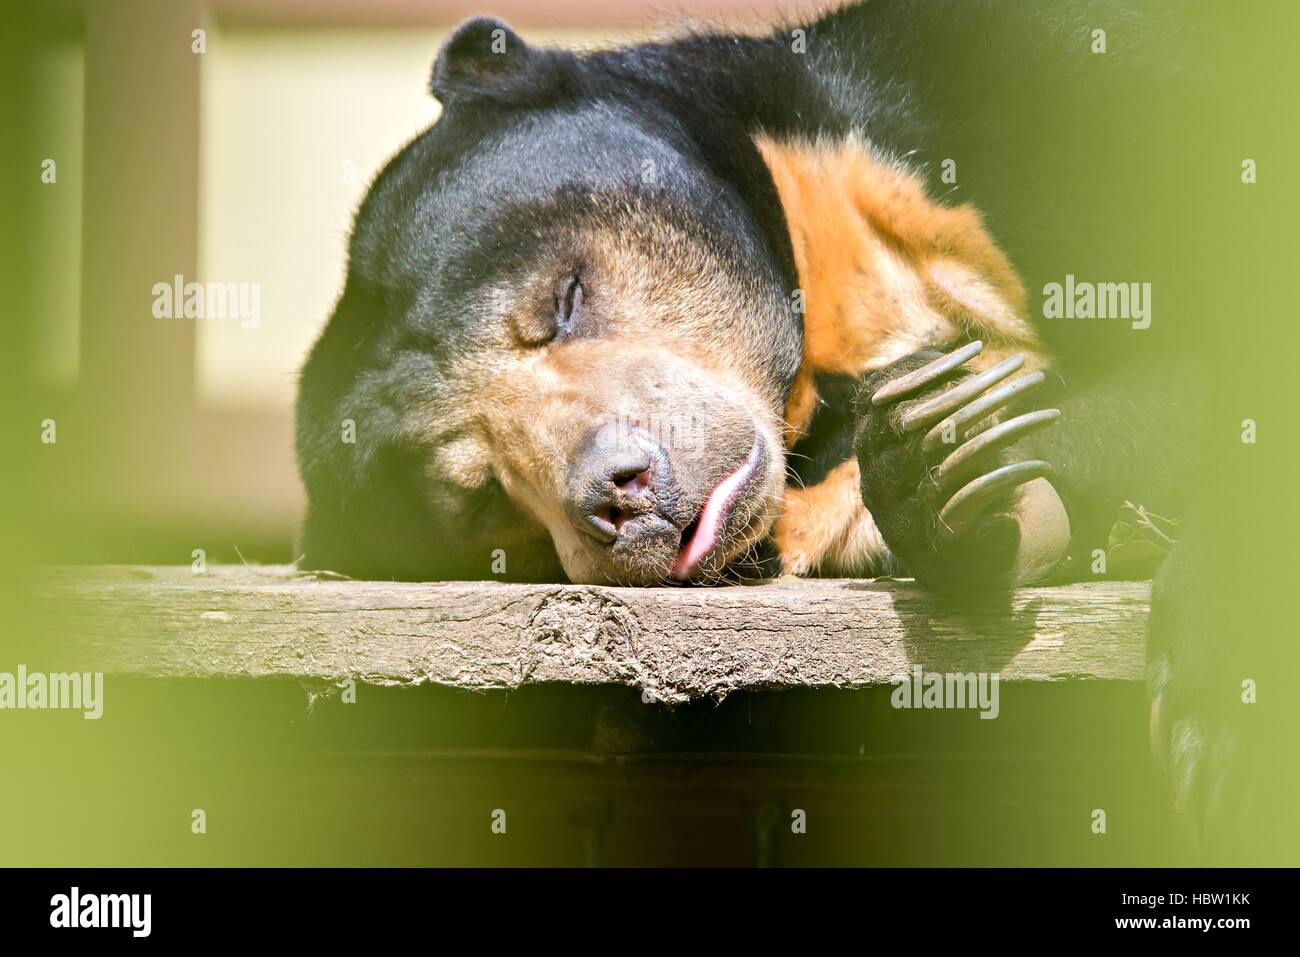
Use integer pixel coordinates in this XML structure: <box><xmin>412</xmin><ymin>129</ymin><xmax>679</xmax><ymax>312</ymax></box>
<box><xmin>34</xmin><ymin>566</ymin><xmax>1150</xmax><ymax>702</ymax></box>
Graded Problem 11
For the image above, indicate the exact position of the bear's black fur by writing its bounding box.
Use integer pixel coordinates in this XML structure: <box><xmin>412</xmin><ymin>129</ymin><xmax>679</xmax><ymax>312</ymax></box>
<box><xmin>297</xmin><ymin>1</ymin><xmax>1295</xmax><ymax>859</ymax></box>
<box><xmin>300</xmin><ymin>0</ymin><xmax>1199</xmax><ymax>578</ymax></box>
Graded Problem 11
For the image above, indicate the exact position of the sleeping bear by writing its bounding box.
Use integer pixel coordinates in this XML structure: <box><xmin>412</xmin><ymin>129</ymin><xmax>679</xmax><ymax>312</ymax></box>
<box><xmin>296</xmin><ymin>1</ymin><xmax>1292</xmax><ymax>859</ymax></box>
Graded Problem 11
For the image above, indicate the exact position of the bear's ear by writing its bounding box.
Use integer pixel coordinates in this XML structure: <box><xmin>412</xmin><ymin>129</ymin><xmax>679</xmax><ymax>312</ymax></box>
<box><xmin>431</xmin><ymin>16</ymin><xmax>540</xmax><ymax>103</ymax></box>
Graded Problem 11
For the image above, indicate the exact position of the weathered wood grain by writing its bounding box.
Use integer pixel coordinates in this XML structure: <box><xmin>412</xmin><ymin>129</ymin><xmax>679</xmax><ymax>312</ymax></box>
<box><xmin>35</xmin><ymin>566</ymin><xmax>1150</xmax><ymax>702</ymax></box>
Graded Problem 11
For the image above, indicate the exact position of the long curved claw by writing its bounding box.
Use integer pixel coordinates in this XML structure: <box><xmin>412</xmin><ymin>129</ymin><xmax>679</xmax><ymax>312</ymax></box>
<box><xmin>897</xmin><ymin>353</ymin><xmax>1025</xmax><ymax>433</ymax></box>
<box><xmin>934</xmin><ymin>409</ymin><xmax>1061</xmax><ymax>495</ymax></box>
<box><xmin>870</xmin><ymin>340</ymin><xmax>984</xmax><ymax>406</ymax></box>
<box><xmin>920</xmin><ymin>371</ymin><xmax>1047</xmax><ymax>456</ymax></box>
<box><xmin>866</xmin><ymin>340</ymin><xmax>1065</xmax><ymax>565</ymax></box>
<box><xmin>937</xmin><ymin>460</ymin><xmax>1053</xmax><ymax>540</ymax></box>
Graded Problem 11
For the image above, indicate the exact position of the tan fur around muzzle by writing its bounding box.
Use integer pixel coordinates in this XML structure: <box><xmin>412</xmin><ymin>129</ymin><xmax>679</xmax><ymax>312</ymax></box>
<box><xmin>473</xmin><ymin>339</ymin><xmax>785</xmax><ymax>584</ymax></box>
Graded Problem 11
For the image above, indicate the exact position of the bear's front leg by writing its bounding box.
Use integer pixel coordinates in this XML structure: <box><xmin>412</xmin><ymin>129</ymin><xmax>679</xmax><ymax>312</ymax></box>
<box><xmin>853</xmin><ymin>341</ymin><xmax>1071</xmax><ymax>595</ymax></box>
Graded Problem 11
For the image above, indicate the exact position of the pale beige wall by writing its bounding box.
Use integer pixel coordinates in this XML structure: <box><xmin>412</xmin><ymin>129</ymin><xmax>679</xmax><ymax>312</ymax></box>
<box><xmin>197</xmin><ymin>25</ymin><xmax>642</xmax><ymax>410</ymax></box>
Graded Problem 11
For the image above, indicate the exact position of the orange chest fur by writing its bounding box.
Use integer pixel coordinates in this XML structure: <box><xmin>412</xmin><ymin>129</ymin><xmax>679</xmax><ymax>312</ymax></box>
<box><xmin>755</xmin><ymin>135</ymin><xmax>1044</xmax><ymax>575</ymax></box>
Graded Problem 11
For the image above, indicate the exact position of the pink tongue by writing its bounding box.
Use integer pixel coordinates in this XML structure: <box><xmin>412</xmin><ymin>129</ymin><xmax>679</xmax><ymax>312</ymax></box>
<box><xmin>670</xmin><ymin>443</ymin><xmax>761</xmax><ymax>580</ymax></box>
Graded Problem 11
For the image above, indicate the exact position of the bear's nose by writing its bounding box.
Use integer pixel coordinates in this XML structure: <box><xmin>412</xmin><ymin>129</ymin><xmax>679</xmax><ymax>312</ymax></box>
<box><xmin>568</xmin><ymin>426</ymin><xmax>669</xmax><ymax>544</ymax></box>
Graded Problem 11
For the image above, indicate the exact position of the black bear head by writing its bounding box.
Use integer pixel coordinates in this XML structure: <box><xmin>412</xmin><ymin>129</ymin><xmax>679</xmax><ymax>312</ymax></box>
<box><xmin>299</xmin><ymin>16</ymin><xmax>802</xmax><ymax>585</ymax></box>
